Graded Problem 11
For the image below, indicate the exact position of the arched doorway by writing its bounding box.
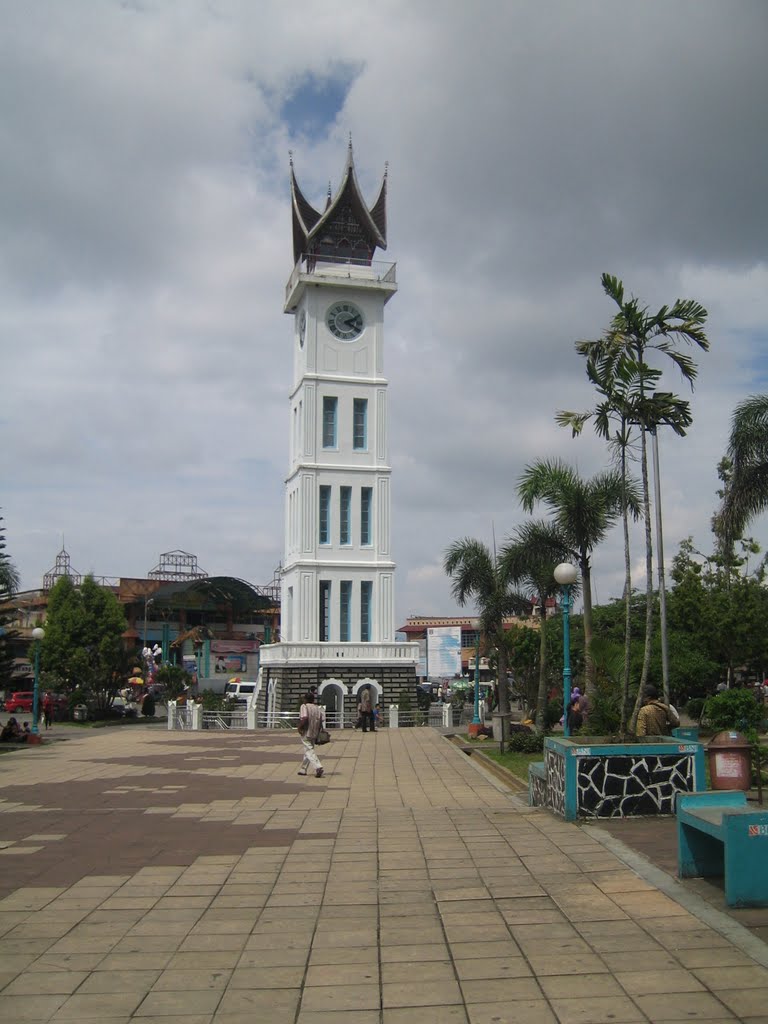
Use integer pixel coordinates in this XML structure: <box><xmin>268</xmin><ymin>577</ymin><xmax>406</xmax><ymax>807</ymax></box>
<box><xmin>318</xmin><ymin>678</ymin><xmax>347</xmax><ymax>729</ymax></box>
<box><xmin>352</xmin><ymin>678</ymin><xmax>383</xmax><ymax>729</ymax></box>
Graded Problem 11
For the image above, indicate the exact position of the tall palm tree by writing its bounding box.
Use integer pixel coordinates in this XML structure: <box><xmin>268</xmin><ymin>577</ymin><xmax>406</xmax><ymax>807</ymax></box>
<box><xmin>444</xmin><ymin>538</ymin><xmax>528</xmax><ymax>749</ymax></box>
<box><xmin>720</xmin><ymin>395</ymin><xmax>768</xmax><ymax>544</ymax></box>
<box><xmin>500</xmin><ymin>521</ymin><xmax>570</xmax><ymax>732</ymax></box>
<box><xmin>557</xmin><ymin>355</ymin><xmax>682</xmax><ymax>730</ymax></box>
<box><xmin>518</xmin><ymin>459</ymin><xmax>638</xmax><ymax>703</ymax></box>
<box><xmin>574</xmin><ymin>275</ymin><xmax>709</xmax><ymax>724</ymax></box>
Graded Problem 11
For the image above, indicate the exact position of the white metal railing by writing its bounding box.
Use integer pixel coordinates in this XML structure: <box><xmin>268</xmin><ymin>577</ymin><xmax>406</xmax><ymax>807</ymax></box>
<box><xmin>167</xmin><ymin>703</ymin><xmax>195</xmax><ymax>730</ymax></box>
<box><xmin>259</xmin><ymin>642</ymin><xmax>419</xmax><ymax>666</ymax></box>
<box><xmin>285</xmin><ymin>255</ymin><xmax>396</xmax><ymax>305</ymax></box>
<box><xmin>202</xmin><ymin>710</ymin><xmax>248</xmax><ymax>730</ymax></box>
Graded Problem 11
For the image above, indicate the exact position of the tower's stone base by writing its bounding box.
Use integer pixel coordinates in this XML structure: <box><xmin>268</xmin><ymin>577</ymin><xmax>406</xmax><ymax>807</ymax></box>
<box><xmin>258</xmin><ymin>662</ymin><xmax>419</xmax><ymax>722</ymax></box>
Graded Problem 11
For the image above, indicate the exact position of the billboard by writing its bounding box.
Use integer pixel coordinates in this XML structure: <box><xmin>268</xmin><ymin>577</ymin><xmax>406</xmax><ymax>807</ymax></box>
<box><xmin>425</xmin><ymin>626</ymin><xmax>462</xmax><ymax>679</ymax></box>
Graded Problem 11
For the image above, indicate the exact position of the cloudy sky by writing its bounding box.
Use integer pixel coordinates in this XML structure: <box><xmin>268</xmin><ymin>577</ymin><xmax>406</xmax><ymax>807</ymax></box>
<box><xmin>3</xmin><ymin>0</ymin><xmax>767</xmax><ymax>622</ymax></box>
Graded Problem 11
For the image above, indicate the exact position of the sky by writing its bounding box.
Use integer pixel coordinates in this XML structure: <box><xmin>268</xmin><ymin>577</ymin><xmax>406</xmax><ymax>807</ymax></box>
<box><xmin>2</xmin><ymin>0</ymin><xmax>767</xmax><ymax>623</ymax></box>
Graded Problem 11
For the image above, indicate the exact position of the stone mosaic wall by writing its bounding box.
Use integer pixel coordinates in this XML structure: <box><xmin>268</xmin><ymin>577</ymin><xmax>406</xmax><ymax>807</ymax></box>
<box><xmin>545</xmin><ymin>748</ymin><xmax>566</xmax><ymax>817</ymax></box>
<box><xmin>577</xmin><ymin>753</ymin><xmax>695</xmax><ymax>818</ymax></box>
<box><xmin>529</xmin><ymin>770</ymin><xmax>547</xmax><ymax>809</ymax></box>
<box><xmin>259</xmin><ymin>664</ymin><xmax>418</xmax><ymax>721</ymax></box>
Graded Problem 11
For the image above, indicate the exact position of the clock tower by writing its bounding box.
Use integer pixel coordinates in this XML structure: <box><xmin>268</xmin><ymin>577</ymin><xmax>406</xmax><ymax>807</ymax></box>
<box><xmin>257</xmin><ymin>143</ymin><xmax>419</xmax><ymax>724</ymax></box>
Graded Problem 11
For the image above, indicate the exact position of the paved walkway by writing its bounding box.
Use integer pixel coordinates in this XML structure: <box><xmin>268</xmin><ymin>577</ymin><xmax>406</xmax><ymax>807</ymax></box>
<box><xmin>0</xmin><ymin>726</ymin><xmax>767</xmax><ymax>1022</ymax></box>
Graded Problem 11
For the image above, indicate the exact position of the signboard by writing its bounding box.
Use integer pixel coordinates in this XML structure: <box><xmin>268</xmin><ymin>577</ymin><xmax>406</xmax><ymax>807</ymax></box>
<box><xmin>714</xmin><ymin>752</ymin><xmax>742</xmax><ymax>778</ymax></box>
<box><xmin>426</xmin><ymin>626</ymin><xmax>462</xmax><ymax>679</ymax></box>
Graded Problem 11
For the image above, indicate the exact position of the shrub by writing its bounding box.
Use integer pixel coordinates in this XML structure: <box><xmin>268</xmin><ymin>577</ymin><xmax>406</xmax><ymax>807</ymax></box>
<box><xmin>685</xmin><ymin>697</ymin><xmax>706</xmax><ymax>722</ymax></box>
<box><xmin>545</xmin><ymin>699</ymin><xmax>563</xmax><ymax>730</ymax></box>
<box><xmin>507</xmin><ymin>731</ymin><xmax>544</xmax><ymax>754</ymax></box>
<box><xmin>703</xmin><ymin>689</ymin><xmax>764</xmax><ymax>733</ymax></box>
<box><xmin>584</xmin><ymin>690</ymin><xmax>621</xmax><ymax>736</ymax></box>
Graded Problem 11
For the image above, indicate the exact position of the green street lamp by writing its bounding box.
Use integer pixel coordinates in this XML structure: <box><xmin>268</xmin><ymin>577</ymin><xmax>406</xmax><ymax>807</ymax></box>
<box><xmin>471</xmin><ymin>618</ymin><xmax>482</xmax><ymax>728</ymax></box>
<box><xmin>31</xmin><ymin>627</ymin><xmax>45</xmax><ymax>736</ymax></box>
<box><xmin>554</xmin><ymin>563</ymin><xmax>578</xmax><ymax>738</ymax></box>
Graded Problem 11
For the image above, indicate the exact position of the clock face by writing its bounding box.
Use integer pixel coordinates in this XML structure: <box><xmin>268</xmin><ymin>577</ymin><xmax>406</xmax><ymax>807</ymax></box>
<box><xmin>298</xmin><ymin>310</ymin><xmax>306</xmax><ymax>347</ymax></box>
<box><xmin>326</xmin><ymin>301</ymin><xmax>364</xmax><ymax>341</ymax></box>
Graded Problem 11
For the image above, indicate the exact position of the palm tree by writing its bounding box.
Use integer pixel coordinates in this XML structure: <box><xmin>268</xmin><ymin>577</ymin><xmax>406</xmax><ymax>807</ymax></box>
<box><xmin>518</xmin><ymin>459</ymin><xmax>638</xmax><ymax>703</ymax></box>
<box><xmin>500</xmin><ymin>521</ymin><xmax>571</xmax><ymax>732</ymax></box>
<box><xmin>0</xmin><ymin>513</ymin><xmax>20</xmax><ymax>598</ymax></box>
<box><xmin>444</xmin><ymin>538</ymin><xmax>528</xmax><ymax>749</ymax></box>
<box><xmin>557</xmin><ymin>355</ymin><xmax>683</xmax><ymax>730</ymax></box>
<box><xmin>720</xmin><ymin>395</ymin><xmax>768</xmax><ymax>544</ymax></box>
<box><xmin>574</xmin><ymin>275</ymin><xmax>709</xmax><ymax>724</ymax></box>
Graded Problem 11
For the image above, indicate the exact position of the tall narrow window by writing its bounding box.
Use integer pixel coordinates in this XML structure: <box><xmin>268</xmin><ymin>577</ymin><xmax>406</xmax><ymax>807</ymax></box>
<box><xmin>353</xmin><ymin>398</ymin><xmax>368</xmax><ymax>450</ymax></box>
<box><xmin>319</xmin><ymin>581</ymin><xmax>331</xmax><ymax>641</ymax></box>
<box><xmin>361</xmin><ymin>487</ymin><xmax>372</xmax><ymax>545</ymax></box>
<box><xmin>340</xmin><ymin>580</ymin><xmax>352</xmax><ymax>642</ymax></box>
<box><xmin>360</xmin><ymin>581</ymin><xmax>372</xmax><ymax>642</ymax></box>
<box><xmin>340</xmin><ymin>486</ymin><xmax>351</xmax><ymax>545</ymax></box>
<box><xmin>322</xmin><ymin>396</ymin><xmax>337</xmax><ymax>448</ymax></box>
<box><xmin>319</xmin><ymin>485</ymin><xmax>331</xmax><ymax>544</ymax></box>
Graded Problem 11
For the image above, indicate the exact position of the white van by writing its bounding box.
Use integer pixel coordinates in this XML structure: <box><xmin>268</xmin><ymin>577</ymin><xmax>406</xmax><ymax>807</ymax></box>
<box><xmin>224</xmin><ymin>680</ymin><xmax>259</xmax><ymax>708</ymax></box>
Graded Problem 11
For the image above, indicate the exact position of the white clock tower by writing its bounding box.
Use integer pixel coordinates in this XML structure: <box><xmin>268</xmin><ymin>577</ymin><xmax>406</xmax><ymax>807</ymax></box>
<box><xmin>258</xmin><ymin>143</ymin><xmax>418</xmax><ymax>723</ymax></box>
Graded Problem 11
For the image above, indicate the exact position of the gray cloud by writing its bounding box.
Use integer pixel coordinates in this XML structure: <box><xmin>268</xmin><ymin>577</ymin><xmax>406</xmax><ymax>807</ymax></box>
<box><xmin>2</xmin><ymin>0</ymin><xmax>767</xmax><ymax>624</ymax></box>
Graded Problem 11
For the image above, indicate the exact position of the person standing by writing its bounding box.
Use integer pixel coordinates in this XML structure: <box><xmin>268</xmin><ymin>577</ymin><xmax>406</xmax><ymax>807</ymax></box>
<box><xmin>358</xmin><ymin>689</ymin><xmax>375</xmax><ymax>732</ymax></box>
<box><xmin>297</xmin><ymin>692</ymin><xmax>324</xmax><ymax>778</ymax></box>
<box><xmin>635</xmin><ymin>685</ymin><xmax>680</xmax><ymax>737</ymax></box>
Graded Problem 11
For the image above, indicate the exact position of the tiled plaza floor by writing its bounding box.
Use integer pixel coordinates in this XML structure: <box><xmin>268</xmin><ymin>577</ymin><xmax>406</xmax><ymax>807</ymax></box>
<box><xmin>0</xmin><ymin>725</ymin><xmax>767</xmax><ymax>1022</ymax></box>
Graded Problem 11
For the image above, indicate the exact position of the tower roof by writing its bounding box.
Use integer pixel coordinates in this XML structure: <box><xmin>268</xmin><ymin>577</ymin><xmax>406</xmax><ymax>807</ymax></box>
<box><xmin>290</xmin><ymin>142</ymin><xmax>387</xmax><ymax>266</ymax></box>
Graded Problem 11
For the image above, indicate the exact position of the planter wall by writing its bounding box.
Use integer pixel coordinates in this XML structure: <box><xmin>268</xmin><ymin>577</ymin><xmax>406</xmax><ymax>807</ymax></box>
<box><xmin>530</xmin><ymin>735</ymin><xmax>706</xmax><ymax>821</ymax></box>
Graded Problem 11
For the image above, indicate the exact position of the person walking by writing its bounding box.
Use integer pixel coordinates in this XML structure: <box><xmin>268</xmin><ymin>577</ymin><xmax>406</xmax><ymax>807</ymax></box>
<box><xmin>358</xmin><ymin>689</ymin><xmax>375</xmax><ymax>732</ymax></box>
<box><xmin>42</xmin><ymin>693</ymin><xmax>54</xmax><ymax>731</ymax></box>
<box><xmin>297</xmin><ymin>691</ymin><xmax>324</xmax><ymax>778</ymax></box>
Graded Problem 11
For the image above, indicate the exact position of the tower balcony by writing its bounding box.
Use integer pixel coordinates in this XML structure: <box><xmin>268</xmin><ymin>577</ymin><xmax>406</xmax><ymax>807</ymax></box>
<box><xmin>260</xmin><ymin>640</ymin><xmax>418</xmax><ymax>667</ymax></box>
<box><xmin>285</xmin><ymin>255</ymin><xmax>397</xmax><ymax>313</ymax></box>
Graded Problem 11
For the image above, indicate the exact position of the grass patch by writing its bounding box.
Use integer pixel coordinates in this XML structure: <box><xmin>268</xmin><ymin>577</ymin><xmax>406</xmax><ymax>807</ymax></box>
<box><xmin>480</xmin><ymin>749</ymin><xmax>543</xmax><ymax>781</ymax></box>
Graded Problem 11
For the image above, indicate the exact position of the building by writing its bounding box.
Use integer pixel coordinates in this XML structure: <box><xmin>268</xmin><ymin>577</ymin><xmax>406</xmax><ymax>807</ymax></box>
<box><xmin>257</xmin><ymin>144</ymin><xmax>419</xmax><ymax>722</ymax></box>
<box><xmin>397</xmin><ymin>613</ymin><xmax>550</xmax><ymax>681</ymax></box>
<box><xmin>1</xmin><ymin>547</ymin><xmax>278</xmax><ymax>689</ymax></box>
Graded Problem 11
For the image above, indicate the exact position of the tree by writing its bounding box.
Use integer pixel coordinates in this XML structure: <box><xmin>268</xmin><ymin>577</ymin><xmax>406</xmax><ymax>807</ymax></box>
<box><xmin>41</xmin><ymin>574</ymin><xmax>128</xmax><ymax>714</ymax></box>
<box><xmin>499</xmin><ymin>521</ymin><xmax>571</xmax><ymax>732</ymax></box>
<box><xmin>443</xmin><ymin>538</ymin><xmax>529</xmax><ymax>749</ymax></box>
<box><xmin>0</xmin><ymin>513</ymin><xmax>21</xmax><ymax>690</ymax></box>
<box><xmin>517</xmin><ymin>459</ymin><xmax>636</xmax><ymax>703</ymax></box>
<box><xmin>568</xmin><ymin>274</ymin><xmax>709</xmax><ymax>724</ymax></box>
<box><xmin>720</xmin><ymin>395</ymin><xmax>768</xmax><ymax>544</ymax></box>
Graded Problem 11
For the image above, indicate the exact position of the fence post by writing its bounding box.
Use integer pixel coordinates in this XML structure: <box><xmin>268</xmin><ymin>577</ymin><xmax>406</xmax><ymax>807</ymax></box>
<box><xmin>190</xmin><ymin>703</ymin><xmax>202</xmax><ymax>731</ymax></box>
<box><xmin>247</xmin><ymin>706</ymin><xmax>257</xmax><ymax>730</ymax></box>
<box><xmin>167</xmin><ymin>701</ymin><xmax>176</xmax><ymax>730</ymax></box>
<box><xmin>389</xmin><ymin>705</ymin><xmax>399</xmax><ymax>729</ymax></box>
<box><xmin>442</xmin><ymin>703</ymin><xmax>453</xmax><ymax>728</ymax></box>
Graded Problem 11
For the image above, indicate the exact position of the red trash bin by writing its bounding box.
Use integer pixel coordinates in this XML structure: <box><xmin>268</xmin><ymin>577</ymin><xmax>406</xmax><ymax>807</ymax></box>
<box><xmin>707</xmin><ymin>731</ymin><xmax>752</xmax><ymax>791</ymax></box>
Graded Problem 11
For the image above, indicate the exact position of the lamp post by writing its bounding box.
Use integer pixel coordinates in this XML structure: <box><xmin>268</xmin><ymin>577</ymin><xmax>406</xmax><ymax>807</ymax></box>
<box><xmin>31</xmin><ymin>627</ymin><xmax>45</xmax><ymax>736</ymax></box>
<box><xmin>554</xmin><ymin>563</ymin><xmax>578</xmax><ymax>738</ymax></box>
<box><xmin>471</xmin><ymin>618</ymin><xmax>482</xmax><ymax>732</ymax></box>
<box><xmin>142</xmin><ymin>596</ymin><xmax>154</xmax><ymax>650</ymax></box>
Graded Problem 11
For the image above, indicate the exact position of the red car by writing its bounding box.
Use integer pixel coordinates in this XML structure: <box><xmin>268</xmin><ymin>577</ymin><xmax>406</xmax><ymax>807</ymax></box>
<box><xmin>4</xmin><ymin>691</ymin><xmax>34</xmax><ymax>713</ymax></box>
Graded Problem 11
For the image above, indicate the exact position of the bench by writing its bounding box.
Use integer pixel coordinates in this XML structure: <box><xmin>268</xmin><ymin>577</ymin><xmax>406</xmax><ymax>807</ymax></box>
<box><xmin>677</xmin><ymin>790</ymin><xmax>768</xmax><ymax>907</ymax></box>
<box><xmin>528</xmin><ymin>761</ymin><xmax>547</xmax><ymax>808</ymax></box>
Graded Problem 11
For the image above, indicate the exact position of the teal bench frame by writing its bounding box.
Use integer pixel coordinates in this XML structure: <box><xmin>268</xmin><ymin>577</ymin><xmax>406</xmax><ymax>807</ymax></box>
<box><xmin>677</xmin><ymin>790</ymin><xmax>768</xmax><ymax>907</ymax></box>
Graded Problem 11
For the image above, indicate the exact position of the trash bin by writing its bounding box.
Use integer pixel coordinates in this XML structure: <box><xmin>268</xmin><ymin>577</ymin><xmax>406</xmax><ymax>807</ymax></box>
<box><xmin>73</xmin><ymin>704</ymin><xmax>88</xmax><ymax>722</ymax></box>
<box><xmin>707</xmin><ymin>730</ymin><xmax>752</xmax><ymax>791</ymax></box>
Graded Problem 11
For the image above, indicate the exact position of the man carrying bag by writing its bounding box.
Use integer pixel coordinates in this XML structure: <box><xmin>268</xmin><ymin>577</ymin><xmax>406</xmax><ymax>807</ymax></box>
<box><xmin>297</xmin><ymin>691</ymin><xmax>325</xmax><ymax>778</ymax></box>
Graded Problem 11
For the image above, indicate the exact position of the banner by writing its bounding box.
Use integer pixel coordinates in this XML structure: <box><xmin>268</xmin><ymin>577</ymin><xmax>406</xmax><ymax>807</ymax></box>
<box><xmin>426</xmin><ymin>626</ymin><xmax>462</xmax><ymax>678</ymax></box>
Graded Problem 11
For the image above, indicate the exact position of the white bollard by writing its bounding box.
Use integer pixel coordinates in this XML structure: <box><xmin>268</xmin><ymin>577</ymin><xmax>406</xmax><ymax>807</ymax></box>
<box><xmin>167</xmin><ymin>700</ymin><xmax>176</xmax><ymax>730</ymax></box>
<box><xmin>442</xmin><ymin>703</ymin><xmax>453</xmax><ymax>728</ymax></box>
<box><xmin>190</xmin><ymin>703</ymin><xmax>202</xmax><ymax>731</ymax></box>
<box><xmin>247</xmin><ymin>706</ymin><xmax>257</xmax><ymax>730</ymax></box>
<box><xmin>389</xmin><ymin>704</ymin><xmax>399</xmax><ymax>729</ymax></box>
